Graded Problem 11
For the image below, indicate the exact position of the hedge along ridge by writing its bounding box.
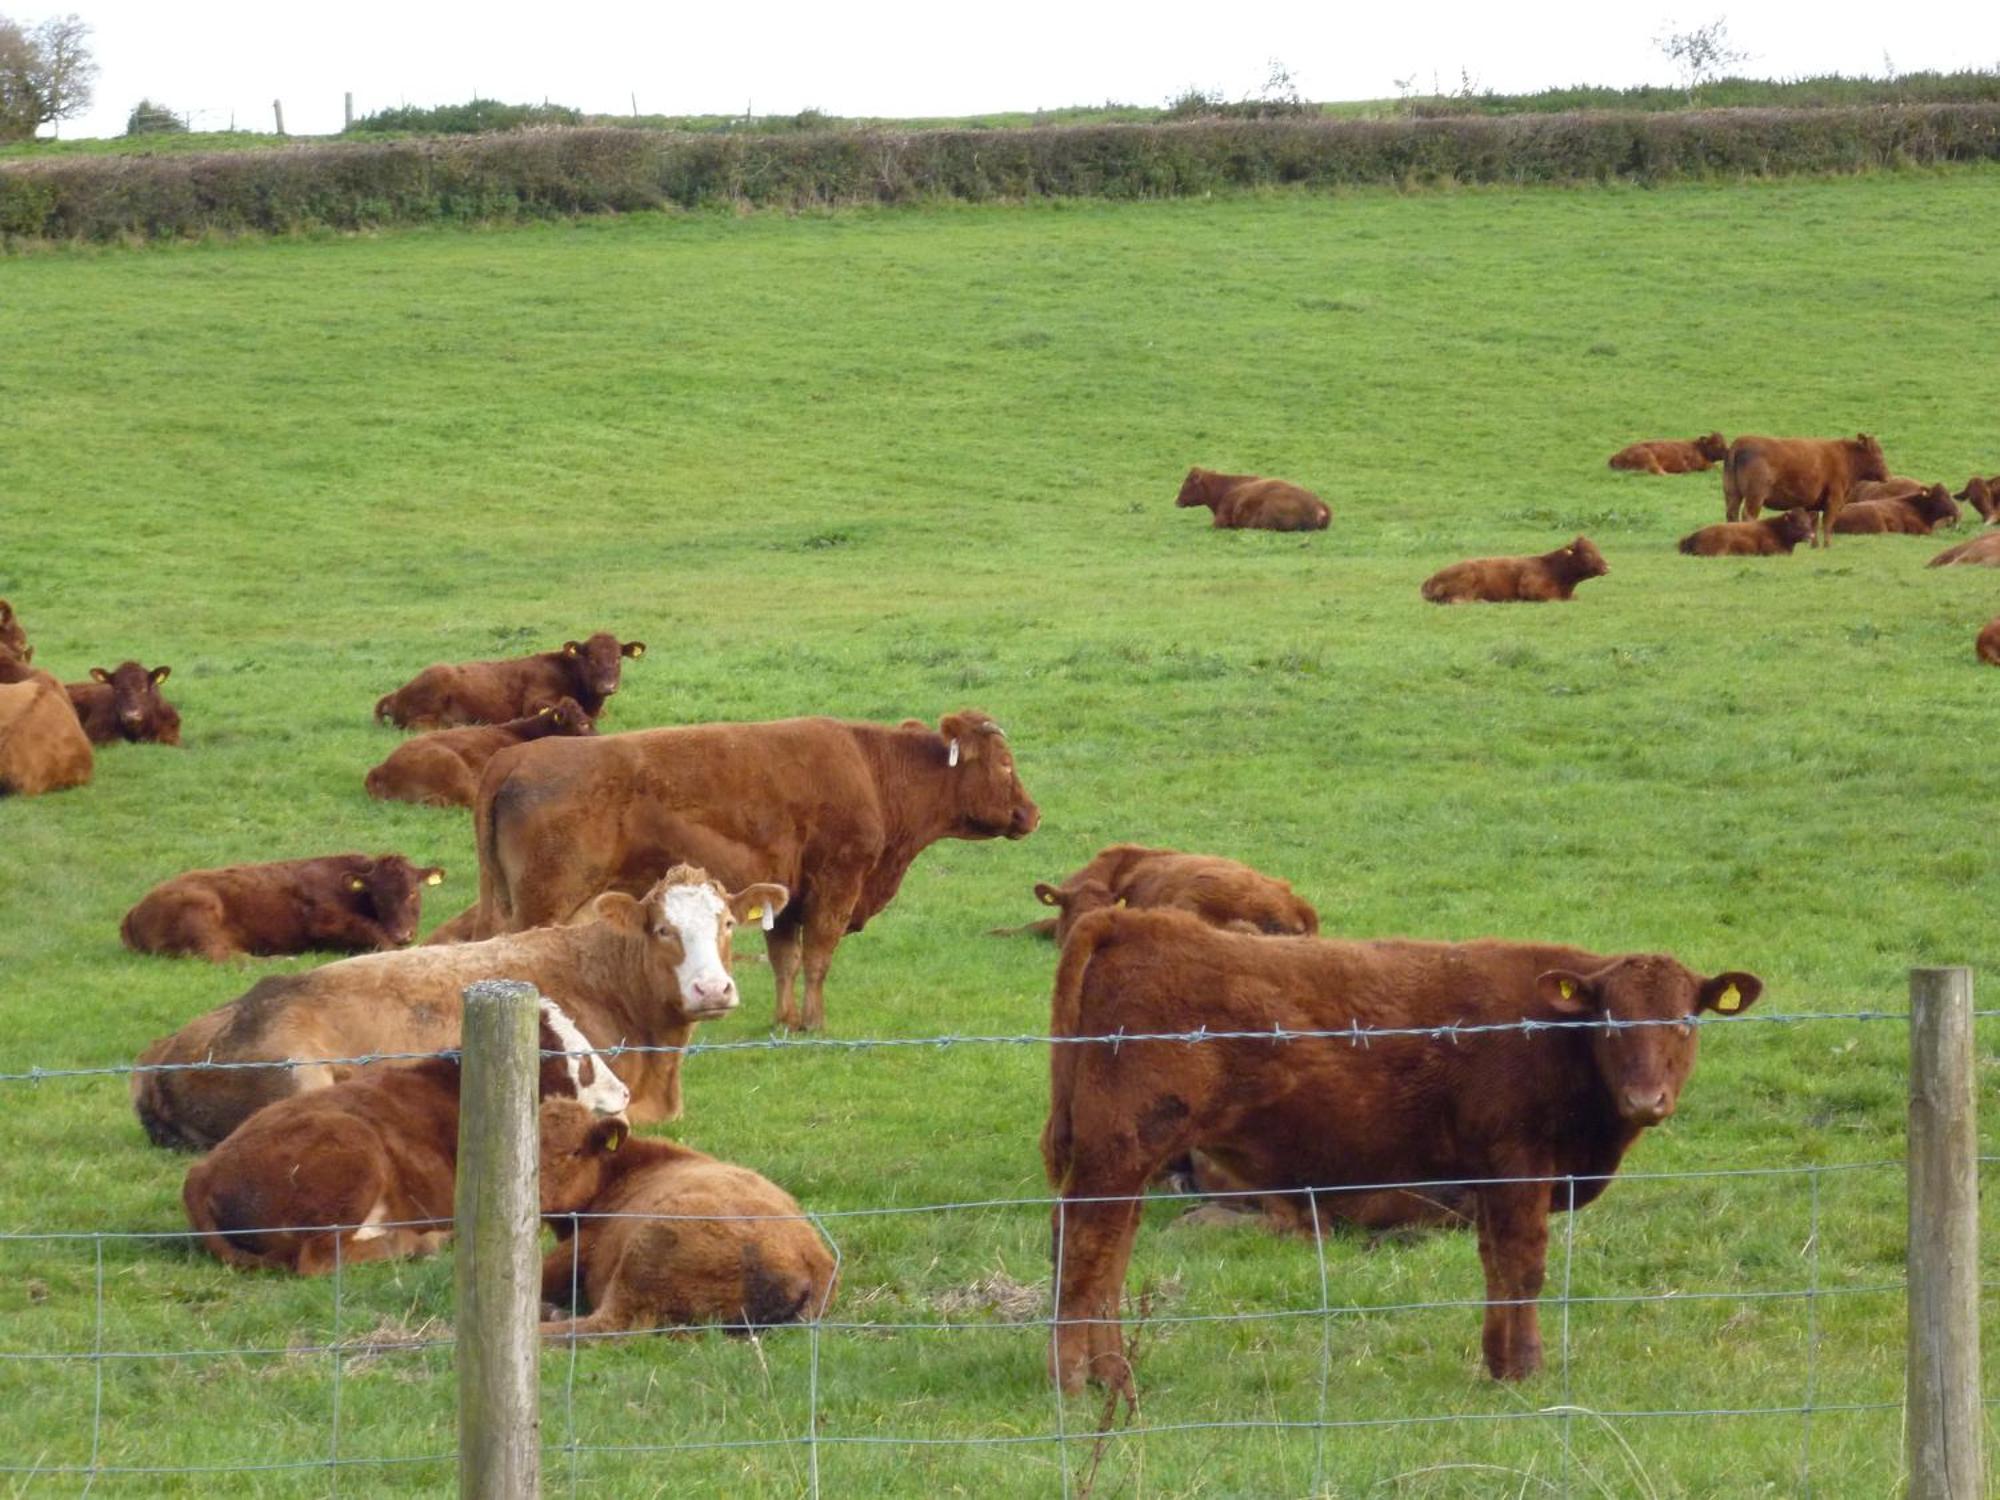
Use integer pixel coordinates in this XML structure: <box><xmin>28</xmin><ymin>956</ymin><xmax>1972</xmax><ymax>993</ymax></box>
<box><xmin>5</xmin><ymin>104</ymin><xmax>1999</xmax><ymax>242</ymax></box>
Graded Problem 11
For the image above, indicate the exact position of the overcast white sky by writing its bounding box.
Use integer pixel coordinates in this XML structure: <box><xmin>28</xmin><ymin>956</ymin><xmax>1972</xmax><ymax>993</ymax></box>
<box><xmin>44</xmin><ymin>1</ymin><xmax>2000</xmax><ymax>139</ymax></box>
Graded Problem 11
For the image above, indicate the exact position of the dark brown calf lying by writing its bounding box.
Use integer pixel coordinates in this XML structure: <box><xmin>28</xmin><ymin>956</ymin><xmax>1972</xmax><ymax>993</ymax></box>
<box><xmin>1421</xmin><ymin>536</ymin><xmax>1607</xmax><ymax>603</ymax></box>
<box><xmin>1831</xmin><ymin>485</ymin><xmax>1959</xmax><ymax>535</ymax></box>
<box><xmin>121</xmin><ymin>853</ymin><xmax>445</xmax><ymax>961</ymax></box>
<box><xmin>365</xmin><ymin>697</ymin><xmax>596</xmax><ymax>807</ymax></box>
<box><xmin>1606</xmin><ymin>433</ymin><xmax>1726</xmax><ymax>474</ymax></box>
<box><xmin>66</xmin><ymin>662</ymin><xmax>180</xmax><ymax>746</ymax></box>
<box><xmin>540</xmin><ymin>1127</ymin><xmax>836</xmax><ymax>1339</ymax></box>
<box><xmin>1678</xmin><ymin>510</ymin><xmax>1815</xmax><ymax>556</ymax></box>
<box><xmin>0</xmin><ymin>677</ymin><xmax>93</xmax><ymax>796</ymax></box>
<box><xmin>1175</xmin><ymin>468</ymin><xmax>1330</xmax><ymax>531</ymax></box>
<box><xmin>1014</xmin><ymin>843</ymin><xmax>1318</xmax><ymax>945</ymax></box>
<box><xmin>374</xmin><ymin>632</ymin><xmax>645</xmax><ymax>730</ymax></box>
<box><xmin>1042</xmin><ymin>909</ymin><xmax>1760</xmax><ymax>1394</ymax></box>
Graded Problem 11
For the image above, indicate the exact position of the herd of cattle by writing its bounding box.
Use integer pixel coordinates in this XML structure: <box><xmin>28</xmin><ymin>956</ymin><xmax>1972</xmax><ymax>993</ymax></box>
<box><xmin>0</xmin><ymin>436</ymin><xmax>1986</xmax><ymax>1391</ymax></box>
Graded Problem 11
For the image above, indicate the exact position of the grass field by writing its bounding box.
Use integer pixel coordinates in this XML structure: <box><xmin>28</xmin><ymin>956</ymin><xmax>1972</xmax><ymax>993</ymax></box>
<box><xmin>2</xmin><ymin>171</ymin><xmax>1998</xmax><ymax>1495</ymax></box>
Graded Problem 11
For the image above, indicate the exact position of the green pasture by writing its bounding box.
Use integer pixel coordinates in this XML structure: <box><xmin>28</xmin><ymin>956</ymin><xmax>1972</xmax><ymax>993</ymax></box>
<box><xmin>1</xmin><ymin>172</ymin><xmax>1996</xmax><ymax>1495</ymax></box>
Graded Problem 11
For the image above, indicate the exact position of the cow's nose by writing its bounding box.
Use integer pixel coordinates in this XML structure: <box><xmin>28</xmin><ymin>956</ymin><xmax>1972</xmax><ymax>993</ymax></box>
<box><xmin>688</xmin><ymin>975</ymin><xmax>736</xmax><ymax>1011</ymax></box>
<box><xmin>1620</xmin><ymin>1087</ymin><xmax>1672</xmax><ymax>1124</ymax></box>
<box><xmin>1011</xmin><ymin>803</ymin><xmax>1041</xmax><ymax>837</ymax></box>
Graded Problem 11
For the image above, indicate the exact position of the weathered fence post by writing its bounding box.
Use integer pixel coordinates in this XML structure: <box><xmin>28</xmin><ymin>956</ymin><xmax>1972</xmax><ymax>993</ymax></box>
<box><xmin>1907</xmin><ymin>967</ymin><xmax>1983</xmax><ymax>1500</ymax></box>
<box><xmin>457</xmin><ymin>979</ymin><xmax>542</xmax><ymax>1500</ymax></box>
<box><xmin>272</xmin><ymin>99</ymin><xmax>285</xmax><ymax>136</ymax></box>
<box><xmin>344</xmin><ymin>92</ymin><xmax>353</xmax><ymax>130</ymax></box>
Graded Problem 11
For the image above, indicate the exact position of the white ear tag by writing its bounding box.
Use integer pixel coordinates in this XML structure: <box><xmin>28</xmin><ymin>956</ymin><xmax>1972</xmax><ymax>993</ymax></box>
<box><xmin>761</xmin><ymin>907</ymin><xmax>776</xmax><ymax>932</ymax></box>
<box><xmin>948</xmin><ymin>739</ymin><xmax>960</xmax><ymax>768</ymax></box>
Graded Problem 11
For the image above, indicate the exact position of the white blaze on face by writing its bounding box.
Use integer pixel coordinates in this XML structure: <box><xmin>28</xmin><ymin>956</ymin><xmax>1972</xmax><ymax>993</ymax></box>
<box><xmin>538</xmin><ymin>998</ymin><xmax>631</xmax><ymax>1117</ymax></box>
<box><xmin>657</xmin><ymin>882</ymin><xmax>737</xmax><ymax>1016</ymax></box>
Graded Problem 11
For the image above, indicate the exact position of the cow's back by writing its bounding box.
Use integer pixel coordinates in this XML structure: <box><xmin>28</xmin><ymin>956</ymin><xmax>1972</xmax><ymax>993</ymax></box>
<box><xmin>0</xmin><ymin>679</ymin><xmax>93</xmax><ymax>796</ymax></box>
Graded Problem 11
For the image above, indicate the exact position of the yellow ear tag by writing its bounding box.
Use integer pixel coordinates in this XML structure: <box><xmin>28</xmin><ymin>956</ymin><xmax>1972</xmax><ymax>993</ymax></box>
<box><xmin>747</xmin><ymin>906</ymin><xmax>762</xmax><ymax>922</ymax></box>
<box><xmin>348</xmin><ymin>877</ymin><xmax>366</xmax><ymax>892</ymax></box>
<box><xmin>606</xmin><ymin>1133</ymin><xmax>620</xmax><ymax>1152</ymax></box>
<box><xmin>1558</xmin><ymin>979</ymin><xmax>1576</xmax><ymax>1000</ymax></box>
<box><xmin>425</xmin><ymin>871</ymin><xmax>444</xmax><ymax>886</ymax></box>
<box><xmin>1715</xmin><ymin>984</ymin><xmax>1742</xmax><ymax>1013</ymax></box>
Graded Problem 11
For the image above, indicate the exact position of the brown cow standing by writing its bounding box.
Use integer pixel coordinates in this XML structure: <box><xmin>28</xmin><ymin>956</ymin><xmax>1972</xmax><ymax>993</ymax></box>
<box><xmin>1831</xmin><ymin>485</ymin><xmax>1960</xmax><ymax>535</ymax></box>
<box><xmin>121</xmin><ymin>854</ymin><xmax>447</xmax><ymax>962</ymax></box>
<box><xmin>183</xmin><ymin>1010</ymin><xmax>629</xmax><ymax>1275</ymax></box>
<box><xmin>1952</xmin><ymin>477</ymin><xmax>2000</xmax><ymax>523</ymax></box>
<box><xmin>1420</xmin><ymin>537</ymin><xmax>1607</xmax><ymax>604</ymax></box>
<box><xmin>1041</xmin><ymin>908</ymin><xmax>1760</xmax><ymax>1394</ymax></box>
<box><xmin>1013</xmin><ymin>844</ymin><xmax>1319</xmax><ymax>945</ymax></box>
<box><xmin>1678</xmin><ymin>510</ymin><xmax>1816</xmax><ymax>556</ymax></box>
<box><xmin>373</xmin><ymin>632</ymin><xmax>645</xmax><ymax>730</ymax></box>
<box><xmin>0</xmin><ymin>677</ymin><xmax>93</xmax><ymax>796</ymax></box>
<box><xmin>132</xmin><ymin>867</ymin><xmax>787</xmax><ymax>1151</ymax></box>
<box><xmin>1606</xmin><ymin>433</ymin><xmax>1726</xmax><ymax>474</ymax></box>
<box><xmin>1175</xmin><ymin>469</ymin><xmax>1331</xmax><ymax>532</ymax></box>
<box><xmin>1721</xmin><ymin>433</ymin><xmax>1888</xmax><ymax>548</ymax></box>
<box><xmin>66</xmin><ymin>662</ymin><xmax>180</xmax><ymax>746</ymax></box>
<box><xmin>0</xmin><ymin>600</ymin><xmax>29</xmax><ymax>664</ymax></box>
<box><xmin>540</xmin><ymin>1122</ymin><xmax>837</xmax><ymax>1339</ymax></box>
<box><xmin>364</xmin><ymin>698</ymin><xmax>597</xmax><ymax>808</ymax></box>
<box><xmin>1929</xmin><ymin>533</ymin><xmax>2000</xmax><ymax>568</ymax></box>
<box><xmin>472</xmin><ymin>710</ymin><xmax>1038</xmax><ymax>1031</ymax></box>
<box><xmin>1978</xmin><ymin>618</ymin><xmax>2000</xmax><ymax>666</ymax></box>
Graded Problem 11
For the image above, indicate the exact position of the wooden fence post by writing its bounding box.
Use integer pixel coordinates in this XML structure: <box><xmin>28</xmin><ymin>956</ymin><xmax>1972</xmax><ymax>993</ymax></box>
<box><xmin>1907</xmin><ymin>966</ymin><xmax>1983</xmax><ymax>1499</ymax></box>
<box><xmin>456</xmin><ymin>979</ymin><xmax>541</xmax><ymax>1500</ymax></box>
<box><xmin>344</xmin><ymin>92</ymin><xmax>353</xmax><ymax>130</ymax></box>
<box><xmin>272</xmin><ymin>99</ymin><xmax>285</xmax><ymax>136</ymax></box>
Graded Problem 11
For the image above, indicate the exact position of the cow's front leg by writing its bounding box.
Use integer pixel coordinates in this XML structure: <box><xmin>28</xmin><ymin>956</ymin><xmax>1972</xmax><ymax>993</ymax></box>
<box><xmin>1475</xmin><ymin>1176</ymin><xmax>1552</xmax><ymax>1380</ymax></box>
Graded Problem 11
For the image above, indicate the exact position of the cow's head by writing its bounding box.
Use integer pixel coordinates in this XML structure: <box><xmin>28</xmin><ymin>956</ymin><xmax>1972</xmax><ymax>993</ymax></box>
<box><xmin>1535</xmin><ymin>956</ymin><xmax>1763</xmax><ymax>1126</ymax></box>
<box><xmin>939</xmin><ymin>710</ymin><xmax>1040</xmax><ymax>840</ymax></box>
<box><xmin>1914</xmin><ymin>484</ymin><xmax>1961</xmax><ymax>530</ymax></box>
<box><xmin>88</xmin><ymin>661</ymin><xmax>173</xmax><ymax>740</ymax></box>
<box><xmin>531</xmin><ymin>696</ymin><xmax>599</xmax><ymax>738</ymax></box>
<box><xmin>1249</xmin><ymin>882</ymin><xmax>1320</xmax><ymax>937</ymax></box>
<box><xmin>537</xmin><ymin>1098</ymin><xmax>632</xmax><ymax>1217</ymax></box>
<box><xmin>1952</xmin><ymin>477</ymin><xmax>1996</xmax><ymax>520</ymax></box>
<box><xmin>535</xmin><ymin>998</ymin><xmax>631</xmax><ymax>1117</ymax></box>
<box><xmin>592</xmin><ymin>866</ymin><xmax>791</xmax><ymax>1020</ymax></box>
<box><xmin>345</xmin><ymin>854</ymin><xmax>446</xmax><ymax>948</ymax></box>
<box><xmin>0</xmin><ymin>600</ymin><xmax>27</xmax><ymax>664</ymax></box>
<box><xmin>1695</xmin><ymin>433</ymin><xmax>1728</xmax><ymax>463</ymax></box>
<box><xmin>1850</xmin><ymin>434</ymin><xmax>1889</xmax><ymax>482</ymax></box>
<box><xmin>1563</xmin><ymin>536</ymin><xmax>1609</xmax><ymax>579</ymax></box>
<box><xmin>1775</xmin><ymin>509</ymin><xmax>1816</xmax><ymax>547</ymax></box>
<box><xmin>1035</xmin><ymin>878</ymin><xmax>1119</xmax><ymax>944</ymax></box>
<box><xmin>561</xmin><ymin>632</ymin><xmax>645</xmax><ymax>703</ymax></box>
<box><xmin>1174</xmin><ymin>468</ymin><xmax>1213</xmax><ymax>508</ymax></box>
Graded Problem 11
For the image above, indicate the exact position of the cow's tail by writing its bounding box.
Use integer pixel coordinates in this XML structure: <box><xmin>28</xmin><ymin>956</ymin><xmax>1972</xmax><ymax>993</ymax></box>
<box><xmin>1040</xmin><ymin>909</ymin><xmax>1120</xmax><ymax>1191</ymax></box>
<box><xmin>472</xmin><ymin>759</ymin><xmax>513</xmax><ymax>932</ymax></box>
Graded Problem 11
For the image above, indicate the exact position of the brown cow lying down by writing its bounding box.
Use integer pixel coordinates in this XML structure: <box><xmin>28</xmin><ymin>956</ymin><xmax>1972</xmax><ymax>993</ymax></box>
<box><xmin>365</xmin><ymin>697</ymin><xmax>597</xmax><ymax>808</ymax></box>
<box><xmin>1677</xmin><ymin>510</ymin><xmax>1815</xmax><ymax>557</ymax></box>
<box><xmin>1847</xmin><ymin>476</ymin><xmax>1926</xmax><ymax>504</ymax></box>
<box><xmin>1420</xmin><ymin>536</ymin><xmax>1607</xmax><ymax>604</ymax></box>
<box><xmin>374</xmin><ymin>632</ymin><xmax>645</xmax><ymax>730</ymax></box>
<box><xmin>1979</xmin><ymin>618</ymin><xmax>2000</xmax><ymax>666</ymax></box>
<box><xmin>182</xmin><ymin>1001</ymin><xmax>630</xmax><ymax>1274</ymax></box>
<box><xmin>1175</xmin><ymin>468</ymin><xmax>1330</xmax><ymax>532</ymax></box>
<box><xmin>1606</xmin><ymin>433</ymin><xmax>1726</xmax><ymax>474</ymax></box>
<box><xmin>0</xmin><ymin>677</ymin><xmax>93</xmax><ymax>797</ymax></box>
<box><xmin>121</xmin><ymin>854</ymin><xmax>447</xmax><ymax>962</ymax></box>
<box><xmin>1952</xmin><ymin>477</ymin><xmax>2000</xmax><ymax>523</ymax></box>
<box><xmin>1929</xmin><ymin>533</ymin><xmax>2000</xmax><ymax>568</ymax></box>
<box><xmin>539</xmin><ymin>1122</ymin><xmax>836</xmax><ymax>1339</ymax></box>
<box><xmin>66</xmin><ymin>662</ymin><xmax>180</xmax><ymax>746</ymax></box>
<box><xmin>132</xmin><ymin>865</ymin><xmax>788</xmax><ymax>1151</ymax></box>
<box><xmin>1722</xmin><ymin>433</ymin><xmax>1888</xmax><ymax>548</ymax></box>
<box><xmin>474</xmin><ymin>710</ymin><xmax>1038</xmax><ymax>1032</ymax></box>
<box><xmin>1831</xmin><ymin>485</ymin><xmax>1960</xmax><ymax>535</ymax></box>
<box><xmin>1011</xmin><ymin>844</ymin><xmax>1319</xmax><ymax>945</ymax></box>
<box><xmin>0</xmin><ymin>599</ymin><xmax>29</xmax><ymax>664</ymax></box>
<box><xmin>1041</xmin><ymin>908</ymin><xmax>1760</xmax><ymax>1394</ymax></box>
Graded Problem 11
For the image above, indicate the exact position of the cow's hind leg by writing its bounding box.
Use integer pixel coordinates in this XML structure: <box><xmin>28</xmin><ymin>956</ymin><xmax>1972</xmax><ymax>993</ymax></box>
<box><xmin>766</xmin><ymin>925</ymin><xmax>803</xmax><ymax>1030</ymax></box>
<box><xmin>1050</xmin><ymin>1161</ymin><xmax>1150</xmax><ymax>1399</ymax></box>
<box><xmin>796</xmin><ymin>877</ymin><xmax>863</xmax><ymax>1032</ymax></box>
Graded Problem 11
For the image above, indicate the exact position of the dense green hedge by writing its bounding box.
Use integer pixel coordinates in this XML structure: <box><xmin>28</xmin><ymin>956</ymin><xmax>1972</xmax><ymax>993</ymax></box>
<box><xmin>5</xmin><ymin>105</ymin><xmax>1999</xmax><ymax>243</ymax></box>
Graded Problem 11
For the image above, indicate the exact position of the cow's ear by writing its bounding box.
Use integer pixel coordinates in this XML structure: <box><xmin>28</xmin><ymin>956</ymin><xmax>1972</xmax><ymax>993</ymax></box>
<box><xmin>620</xmin><ymin>640</ymin><xmax>646</xmax><ymax>659</ymax></box>
<box><xmin>730</xmin><ymin>883</ymin><xmax>789</xmax><ymax>931</ymax></box>
<box><xmin>149</xmin><ymin>665</ymin><xmax>171</xmax><ymax>685</ymax></box>
<box><xmin>89</xmin><ymin>667</ymin><xmax>111</xmax><ymax>684</ymax></box>
<box><xmin>1535</xmin><ymin>970</ymin><xmax>1596</xmax><ymax>1015</ymax></box>
<box><xmin>588</xmin><ymin>1118</ymin><xmax>629</xmax><ymax>1156</ymax></box>
<box><xmin>562</xmin><ymin>641</ymin><xmax>581</xmax><ymax>657</ymax></box>
<box><xmin>1697</xmin><ymin>971</ymin><xmax>1762</xmax><ymax>1015</ymax></box>
<box><xmin>423</xmin><ymin>867</ymin><xmax>446</xmax><ymax>887</ymax></box>
<box><xmin>1034</xmin><ymin>882</ymin><xmax>1064</xmax><ymax>909</ymax></box>
<box><xmin>591</xmin><ymin>891</ymin><xmax>645</xmax><ymax>932</ymax></box>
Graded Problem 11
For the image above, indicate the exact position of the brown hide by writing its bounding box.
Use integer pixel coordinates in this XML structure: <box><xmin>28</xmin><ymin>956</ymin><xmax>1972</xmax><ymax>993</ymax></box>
<box><xmin>473</xmin><ymin>710</ymin><xmax>1039</xmax><ymax>1031</ymax></box>
<box><xmin>1832</xmin><ymin>486</ymin><xmax>1959</xmax><ymax>535</ymax></box>
<box><xmin>0</xmin><ymin>599</ymin><xmax>28</xmax><ymax>664</ymax></box>
<box><xmin>1678</xmin><ymin>510</ymin><xmax>1815</xmax><ymax>556</ymax></box>
<box><xmin>0</xmin><ymin>678</ymin><xmax>93</xmax><ymax>796</ymax></box>
<box><xmin>1929</xmin><ymin>533</ymin><xmax>2000</xmax><ymax>568</ymax></box>
<box><xmin>1028</xmin><ymin>844</ymin><xmax>1318</xmax><ymax>945</ymax></box>
<box><xmin>120</xmin><ymin>853</ymin><xmax>446</xmax><ymax>962</ymax></box>
<box><xmin>365</xmin><ymin>697</ymin><xmax>597</xmax><ymax>807</ymax></box>
<box><xmin>1848</xmin><ymin>477</ymin><xmax>1926</xmax><ymax>504</ymax></box>
<box><xmin>1420</xmin><ymin>536</ymin><xmax>1608</xmax><ymax>603</ymax></box>
<box><xmin>1606</xmin><ymin>433</ymin><xmax>1726</xmax><ymax>473</ymax></box>
<box><xmin>374</xmin><ymin>632</ymin><xmax>645</xmax><ymax>729</ymax></box>
<box><xmin>1175</xmin><ymin>468</ymin><xmax>1330</xmax><ymax>531</ymax></box>
<box><xmin>1040</xmin><ymin>909</ymin><xmax>1760</xmax><ymax>1395</ymax></box>
<box><xmin>1950</xmin><ymin>476</ymin><xmax>1999</xmax><ymax>522</ymax></box>
<box><xmin>1978</xmin><ymin>618</ymin><xmax>2000</xmax><ymax>666</ymax></box>
<box><xmin>539</xmin><ymin>1124</ymin><xmax>836</xmax><ymax>1338</ymax></box>
<box><xmin>66</xmin><ymin>661</ymin><xmax>181</xmax><ymax>746</ymax></box>
<box><xmin>1721</xmin><ymin>434</ymin><xmax>1888</xmax><ymax>547</ymax></box>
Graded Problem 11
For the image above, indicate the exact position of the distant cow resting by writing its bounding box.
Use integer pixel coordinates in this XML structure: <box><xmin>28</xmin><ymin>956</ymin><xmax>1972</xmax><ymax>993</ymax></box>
<box><xmin>0</xmin><ymin>600</ymin><xmax>29</xmax><ymax>664</ymax></box>
<box><xmin>472</xmin><ymin>710</ymin><xmax>1039</xmax><ymax>1031</ymax></box>
<box><xmin>132</xmin><ymin>866</ymin><xmax>787</xmax><ymax>1151</ymax></box>
<box><xmin>1175</xmin><ymin>469</ymin><xmax>1330</xmax><ymax>532</ymax></box>
<box><xmin>1421</xmin><ymin>536</ymin><xmax>1607</xmax><ymax>603</ymax></box>
<box><xmin>374</xmin><ymin>632</ymin><xmax>645</xmax><ymax>730</ymax></box>
<box><xmin>1678</xmin><ymin>510</ymin><xmax>1815</xmax><ymax>557</ymax></box>
<box><xmin>1012</xmin><ymin>844</ymin><xmax>1319</xmax><ymax>945</ymax></box>
<box><xmin>1928</xmin><ymin>533</ymin><xmax>2000</xmax><ymax>568</ymax></box>
<box><xmin>1721</xmin><ymin>433</ymin><xmax>1888</xmax><ymax>548</ymax></box>
<box><xmin>365</xmin><ymin>698</ymin><xmax>597</xmax><ymax>808</ymax></box>
<box><xmin>0</xmin><ymin>678</ymin><xmax>93</xmax><ymax>797</ymax></box>
<box><xmin>1041</xmin><ymin>908</ymin><xmax>1760</xmax><ymax>1394</ymax></box>
<box><xmin>66</xmin><ymin>662</ymin><xmax>180</xmax><ymax>746</ymax></box>
<box><xmin>121</xmin><ymin>854</ymin><xmax>446</xmax><ymax>962</ymax></box>
<box><xmin>1606</xmin><ymin>433</ymin><xmax>1726</xmax><ymax>474</ymax></box>
<box><xmin>182</xmin><ymin>1001</ymin><xmax>630</xmax><ymax>1274</ymax></box>
<box><xmin>1831</xmin><ymin>485</ymin><xmax>1959</xmax><ymax>535</ymax></box>
<box><xmin>1953</xmin><ymin>477</ymin><xmax>2000</xmax><ymax>523</ymax></box>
